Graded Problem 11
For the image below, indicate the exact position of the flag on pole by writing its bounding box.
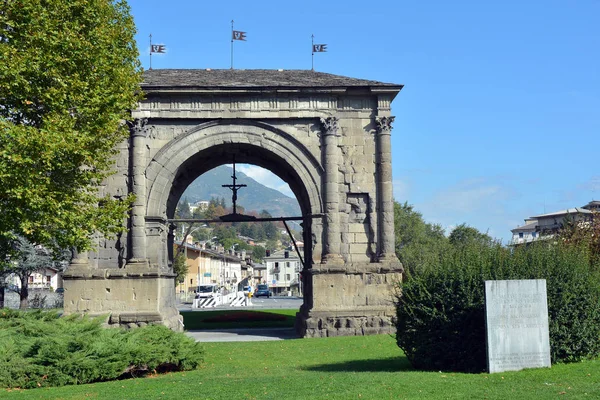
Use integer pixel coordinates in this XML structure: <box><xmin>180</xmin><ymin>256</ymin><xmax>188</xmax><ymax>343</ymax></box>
<box><xmin>151</xmin><ymin>44</ymin><xmax>166</xmax><ymax>53</ymax></box>
<box><xmin>232</xmin><ymin>30</ymin><xmax>247</xmax><ymax>41</ymax></box>
<box><xmin>312</xmin><ymin>44</ymin><xmax>327</xmax><ymax>52</ymax></box>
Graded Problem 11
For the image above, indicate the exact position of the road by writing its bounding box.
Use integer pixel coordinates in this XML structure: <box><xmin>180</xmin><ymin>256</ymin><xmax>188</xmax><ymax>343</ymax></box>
<box><xmin>177</xmin><ymin>296</ymin><xmax>304</xmax><ymax>312</ymax></box>
<box><xmin>180</xmin><ymin>297</ymin><xmax>304</xmax><ymax>342</ymax></box>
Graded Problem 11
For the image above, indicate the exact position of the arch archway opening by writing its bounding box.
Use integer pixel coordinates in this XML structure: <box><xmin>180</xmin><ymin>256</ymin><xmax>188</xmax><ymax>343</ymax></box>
<box><xmin>170</xmin><ymin>159</ymin><xmax>311</xmax><ymax>328</ymax></box>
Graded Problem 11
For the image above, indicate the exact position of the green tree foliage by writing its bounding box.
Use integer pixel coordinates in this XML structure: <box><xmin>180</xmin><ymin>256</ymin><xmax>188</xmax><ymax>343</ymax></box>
<box><xmin>393</xmin><ymin>202</ymin><xmax>448</xmax><ymax>276</ymax></box>
<box><xmin>175</xmin><ymin>197</ymin><xmax>192</xmax><ymax>219</ymax></box>
<box><xmin>448</xmin><ymin>223</ymin><xmax>493</xmax><ymax>247</ymax></box>
<box><xmin>252</xmin><ymin>245</ymin><xmax>266</xmax><ymax>262</ymax></box>
<box><xmin>0</xmin><ymin>0</ymin><xmax>142</xmax><ymax>251</ymax></box>
<box><xmin>191</xmin><ymin>227</ymin><xmax>210</xmax><ymax>242</ymax></box>
<box><xmin>557</xmin><ymin>211</ymin><xmax>600</xmax><ymax>264</ymax></box>
<box><xmin>395</xmin><ymin>241</ymin><xmax>600</xmax><ymax>372</ymax></box>
<box><xmin>171</xmin><ymin>251</ymin><xmax>187</xmax><ymax>285</ymax></box>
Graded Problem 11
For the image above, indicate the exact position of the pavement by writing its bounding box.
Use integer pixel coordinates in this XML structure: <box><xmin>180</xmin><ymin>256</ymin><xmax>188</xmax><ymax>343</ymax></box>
<box><xmin>186</xmin><ymin>327</ymin><xmax>299</xmax><ymax>342</ymax></box>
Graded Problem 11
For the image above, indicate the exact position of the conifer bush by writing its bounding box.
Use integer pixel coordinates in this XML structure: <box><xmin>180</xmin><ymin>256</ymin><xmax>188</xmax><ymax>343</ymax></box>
<box><xmin>0</xmin><ymin>310</ymin><xmax>203</xmax><ymax>389</ymax></box>
<box><xmin>395</xmin><ymin>242</ymin><xmax>600</xmax><ymax>372</ymax></box>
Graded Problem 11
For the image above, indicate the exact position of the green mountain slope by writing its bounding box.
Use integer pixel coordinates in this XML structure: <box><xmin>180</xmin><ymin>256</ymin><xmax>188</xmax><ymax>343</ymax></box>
<box><xmin>180</xmin><ymin>166</ymin><xmax>301</xmax><ymax>217</ymax></box>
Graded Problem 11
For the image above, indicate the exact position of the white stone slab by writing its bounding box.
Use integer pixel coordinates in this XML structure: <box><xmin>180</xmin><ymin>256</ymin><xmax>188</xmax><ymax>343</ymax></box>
<box><xmin>485</xmin><ymin>279</ymin><xmax>551</xmax><ymax>373</ymax></box>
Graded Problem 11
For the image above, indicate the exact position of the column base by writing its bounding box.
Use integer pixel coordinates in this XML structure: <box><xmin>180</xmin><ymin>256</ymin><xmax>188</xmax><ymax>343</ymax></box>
<box><xmin>296</xmin><ymin>308</ymin><xmax>396</xmax><ymax>338</ymax></box>
<box><xmin>63</xmin><ymin>271</ymin><xmax>181</xmax><ymax>331</ymax></box>
<box><xmin>296</xmin><ymin>263</ymin><xmax>402</xmax><ymax>337</ymax></box>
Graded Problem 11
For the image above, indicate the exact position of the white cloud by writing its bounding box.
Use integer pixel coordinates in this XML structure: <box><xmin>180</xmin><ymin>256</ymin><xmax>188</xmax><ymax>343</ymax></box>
<box><xmin>237</xmin><ymin>164</ymin><xmax>294</xmax><ymax>198</ymax></box>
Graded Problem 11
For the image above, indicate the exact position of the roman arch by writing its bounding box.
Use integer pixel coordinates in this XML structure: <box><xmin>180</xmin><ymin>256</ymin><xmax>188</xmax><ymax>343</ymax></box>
<box><xmin>63</xmin><ymin>69</ymin><xmax>404</xmax><ymax>337</ymax></box>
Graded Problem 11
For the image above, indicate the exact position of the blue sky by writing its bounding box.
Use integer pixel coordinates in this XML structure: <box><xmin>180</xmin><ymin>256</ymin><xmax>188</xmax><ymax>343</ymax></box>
<box><xmin>128</xmin><ymin>0</ymin><xmax>600</xmax><ymax>243</ymax></box>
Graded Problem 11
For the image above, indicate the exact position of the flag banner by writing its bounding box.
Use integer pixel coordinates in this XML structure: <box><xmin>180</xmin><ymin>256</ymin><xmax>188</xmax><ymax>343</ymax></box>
<box><xmin>313</xmin><ymin>44</ymin><xmax>327</xmax><ymax>52</ymax></box>
<box><xmin>232</xmin><ymin>30</ymin><xmax>247</xmax><ymax>41</ymax></box>
<box><xmin>150</xmin><ymin>44</ymin><xmax>166</xmax><ymax>53</ymax></box>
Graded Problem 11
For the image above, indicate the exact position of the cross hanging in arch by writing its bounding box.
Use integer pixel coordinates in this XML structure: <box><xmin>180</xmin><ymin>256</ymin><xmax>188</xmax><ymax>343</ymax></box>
<box><xmin>222</xmin><ymin>156</ymin><xmax>246</xmax><ymax>215</ymax></box>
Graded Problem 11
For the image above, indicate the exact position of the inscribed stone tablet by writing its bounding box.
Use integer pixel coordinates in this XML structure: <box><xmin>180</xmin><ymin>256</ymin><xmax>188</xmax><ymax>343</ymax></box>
<box><xmin>485</xmin><ymin>279</ymin><xmax>551</xmax><ymax>373</ymax></box>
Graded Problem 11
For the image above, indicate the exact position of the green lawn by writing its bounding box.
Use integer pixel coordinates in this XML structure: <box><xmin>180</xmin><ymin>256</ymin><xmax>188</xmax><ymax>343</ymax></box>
<box><xmin>181</xmin><ymin>309</ymin><xmax>297</xmax><ymax>330</ymax></box>
<box><xmin>2</xmin><ymin>334</ymin><xmax>599</xmax><ymax>399</ymax></box>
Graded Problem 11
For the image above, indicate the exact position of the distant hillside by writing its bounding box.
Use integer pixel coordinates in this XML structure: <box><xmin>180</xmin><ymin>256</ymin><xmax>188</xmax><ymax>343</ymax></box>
<box><xmin>181</xmin><ymin>166</ymin><xmax>301</xmax><ymax>217</ymax></box>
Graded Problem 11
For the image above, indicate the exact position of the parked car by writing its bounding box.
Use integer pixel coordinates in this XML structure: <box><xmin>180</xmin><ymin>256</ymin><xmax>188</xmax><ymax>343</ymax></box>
<box><xmin>197</xmin><ymin>284</ymin><xmax>218</xmax><ymax>298</ymax></box>
<box><xmin>254</xmin><ymin>284</ymin><xmax>272</xmax><ymax>298</ymax></box>
<box><xmin>55</xmin><ymin>287</ymin><xmax>65</xmax><ymax>294</ymax></box>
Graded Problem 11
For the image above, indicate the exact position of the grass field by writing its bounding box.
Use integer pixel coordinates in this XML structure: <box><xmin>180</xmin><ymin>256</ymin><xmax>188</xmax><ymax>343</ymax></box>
<box><xmin>2</xmin><ymin>333</ymin><xmax>599</xmax><ymax>399</ymax></box>
<box><xmin>181</xmin><ymin>309</ymin><xmax>297</xmax><ymax>330</ymax></box>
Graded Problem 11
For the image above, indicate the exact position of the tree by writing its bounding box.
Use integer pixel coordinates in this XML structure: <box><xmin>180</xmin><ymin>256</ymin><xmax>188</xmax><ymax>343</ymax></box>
<box><xmin>448</xmin><ymin>223</ymin><xmax>493</xmax><ymax>247</ymax></box>
<box><xmin>394</xmin><ymin>202</ymin><xmax>448</xmax><ymax>276</ymax></box>
<box><xmin>171</xmin><ymin>251</ymin><xmax>187</xmax><ymax>286</ymax></box>
<box><xmin>191</xmin><ymin>227</ymin><xmax>210</xmax><ymax>242</ymax></box>
<box><xmin>557</xmin><ymin>211</ymin><xmax>600</xmax><ymax>265</ymax></box>
<box><xmin>252</xmin><ymin>245</ymin><xmax>266</xmax><ymax>262</ymax></box>
<box><xmin>0</xmin><ymin>0</ymin><xmax>142</xmax><ymax>252</ymax></box>
<box><xmin>2</xmin><ymin>235</ymin><xmax>53</xmax><ymax>309</ymax></box>
<box><xmin>175</xmin><ymin>197</ymin><xmax>192</xmax><ymax>219</ymax></box>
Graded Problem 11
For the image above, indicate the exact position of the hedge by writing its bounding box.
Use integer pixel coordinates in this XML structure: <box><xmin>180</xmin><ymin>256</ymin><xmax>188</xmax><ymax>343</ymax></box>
<box><xmin>395</xmin><ymin>242</ymin><xmax>600</xmax><ymax>372</ymax></box>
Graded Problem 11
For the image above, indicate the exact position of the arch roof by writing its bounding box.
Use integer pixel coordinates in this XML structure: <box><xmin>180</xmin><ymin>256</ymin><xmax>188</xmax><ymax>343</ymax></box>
<box><xmin>142</xmin><ymin>69</ymin><xmax>403</xmax><ymax>92</ymax></box>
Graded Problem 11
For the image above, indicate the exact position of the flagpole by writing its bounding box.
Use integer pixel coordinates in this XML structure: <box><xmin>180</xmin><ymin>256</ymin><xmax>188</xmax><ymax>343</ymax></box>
<box><xmin>311</xmin><ymin>34</ymin><xmax>314</xmax><ymax>71</ymax></box>
<box><xmin>149</xmin><ymin>33</ymin><xmax>152</xmax><ymax>70</ymax></box>
<box><xmin>230</xmin><ymin>20</ymin><xmax>234</xmax><ymax>70</ymax></box>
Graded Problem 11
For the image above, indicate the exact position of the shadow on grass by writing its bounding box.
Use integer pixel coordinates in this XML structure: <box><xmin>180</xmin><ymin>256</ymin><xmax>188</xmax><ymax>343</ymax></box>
<box><xmin>181</xmin><ymin>310</ymin><xmax>296</xmax><ymax>330</ymax></box>
<box><xmin>304</xmin><ymin>356</ymin><xmax>413</xmax><ymax>372</ymax></box>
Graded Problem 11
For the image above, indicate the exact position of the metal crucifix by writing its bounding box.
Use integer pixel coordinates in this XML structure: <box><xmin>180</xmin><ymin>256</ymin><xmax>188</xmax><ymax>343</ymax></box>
<box><xmin>222</xmin><ymin>156</ymin><xmax>246</xmax><ymax>215</ymax></box>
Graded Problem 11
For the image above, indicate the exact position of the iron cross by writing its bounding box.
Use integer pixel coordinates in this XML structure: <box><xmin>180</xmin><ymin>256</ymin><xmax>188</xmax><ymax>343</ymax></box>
<box><xmin>222</xmin><ymin>157</ymin><xmax>246</xmax><ymax>215</ymax></box>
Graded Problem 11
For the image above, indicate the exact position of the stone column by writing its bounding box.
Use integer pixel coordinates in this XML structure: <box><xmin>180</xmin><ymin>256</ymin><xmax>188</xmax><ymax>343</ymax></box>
<box><xmin>320</xmin><ymin>117</ymin><xmax>343</xmax><ymax>264</ymax></box>
<box><xmin>127</xmin><ymin>119</ymin><xmax>150</xmax><ymax>265</ymax></box>
<box><xmin>375</xmin><ymin>116</ymin><xmax>397</xmax><ymax>262</ymax></box>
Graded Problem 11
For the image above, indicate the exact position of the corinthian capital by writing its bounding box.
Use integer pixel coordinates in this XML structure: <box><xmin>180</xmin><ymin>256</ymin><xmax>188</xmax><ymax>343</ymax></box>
<box><xmin>127</xmin><ymin>118</ymin><xmax>151</xmax><ymax>137</ymax></box>
<box><xmin>376</xmin><ymin>116</ymin><xmax>395</xmax><ymax>134</ymax></box>
<box><xmin>320</xmin><ymin>116</ymin><xmax>339</xmax><ymax>136</ymax></box>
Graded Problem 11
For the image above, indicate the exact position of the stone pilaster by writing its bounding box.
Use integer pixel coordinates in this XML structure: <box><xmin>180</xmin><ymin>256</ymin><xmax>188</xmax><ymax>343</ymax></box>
<box><xmin>320</xmin><ymin>117</ymin><xmax>344</xmax><ymax>264</ymax></box>
<box><xmin>375</xmin><ymin>116</ymin><xmax>397</xmax><ymax>262</ymax></box>
<box><xmin>127</xmin><ymin>119</ymin><xmax>150</xmax><ymax>266</ymax></box>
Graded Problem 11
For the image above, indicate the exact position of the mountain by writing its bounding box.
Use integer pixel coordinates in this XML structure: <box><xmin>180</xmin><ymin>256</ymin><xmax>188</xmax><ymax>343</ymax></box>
<box><xmin>180</xmin><ymin>166</ymin><xmax>301</xmax><ymax>217</ymax></box>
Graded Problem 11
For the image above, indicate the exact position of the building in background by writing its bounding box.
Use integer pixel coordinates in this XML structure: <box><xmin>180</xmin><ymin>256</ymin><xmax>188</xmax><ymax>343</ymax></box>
<box><xmin>511</xmin><ymin>200</ymin><xmax>598</xmax><ymax>245</ymax></box>
<box><xmin>175</xmin><ymin>242</ymin><xmax>245</xmax><ymax>296</ymax></box>
<box><xmin>263</xmin><ymin>248</ymin><xmax>302</xmax><ymax>296</ymax></box>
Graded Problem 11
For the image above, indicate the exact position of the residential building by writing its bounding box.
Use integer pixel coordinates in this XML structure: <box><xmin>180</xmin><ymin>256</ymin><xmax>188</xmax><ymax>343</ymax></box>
<box><xmin>175</xmin><ymin>243</ymin><xmax>243</xmax><ymax>295</ymax></box>
<box><xmin>263</xmin><ymin>248</ymin><xmax>302</xmax><ymax>296</ymax></box>
<box><xmin>6</xmin><ymin>267</ymin><xmax>63</xmax><ymax>291</ymax></box>
<box><xmin>511</xmin><ymin>201</ymin><xmax>597</xmax><ymax>245</ymax></box>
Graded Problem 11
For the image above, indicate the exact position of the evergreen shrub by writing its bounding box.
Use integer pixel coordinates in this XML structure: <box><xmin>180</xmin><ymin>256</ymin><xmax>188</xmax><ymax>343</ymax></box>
<box><xmin>395</xmin><ymin>242</ymin><xmax>600</xmax><ymax>372</ymax></box>
<box><xmin>0</xmin><ymin>310</ymin><xmax>203</xmax><ymax>389</ymax></box>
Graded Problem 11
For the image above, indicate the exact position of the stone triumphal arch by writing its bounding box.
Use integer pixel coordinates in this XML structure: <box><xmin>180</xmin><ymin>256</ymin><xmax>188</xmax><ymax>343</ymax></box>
<box><xmin>63</xmin><ymin>69</ymin><xmax>404</xmax><ymax>337</ymax></box>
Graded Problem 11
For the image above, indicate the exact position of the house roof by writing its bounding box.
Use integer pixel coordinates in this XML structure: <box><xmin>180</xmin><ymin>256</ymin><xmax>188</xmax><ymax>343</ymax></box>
<box><xmin>530</xmin><ymin>208</ymin><xmax>592</xmax><ymax>219</ymax></box>
<box><xmin>142</xmin><ymin>69</ymin><xmax>403</xmax><ymax>91</ymax></box>
<box><xmin>511</xmin><ymin>221</ymin><xmax>538</xmax><ymax>233</ymax></box>
<box><xmin>264</xmin><ymin>249</ymin><xmax>300</xmax><ymax>260</ymax></box>
<box><xmin>174</xmin><ymin>242</ymin><xmax>242</xmax><ymax>262</ymax></box>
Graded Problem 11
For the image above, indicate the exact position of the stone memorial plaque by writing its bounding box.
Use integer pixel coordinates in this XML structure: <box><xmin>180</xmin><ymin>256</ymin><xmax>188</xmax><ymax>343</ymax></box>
<box><xmin>485</xmin><ymin>279</ymin><xmax>551</xmax><ymax>373</ymax></box>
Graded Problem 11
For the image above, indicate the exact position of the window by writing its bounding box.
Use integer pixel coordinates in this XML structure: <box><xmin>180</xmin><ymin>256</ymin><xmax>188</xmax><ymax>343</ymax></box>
<box><xmin>286</xmin><ymin>262</ymin><xmax>290</xmax><ymax>268</ymax></box>
<box><xmin>532</xmin><ymin>232</ymin><xmax>537</xmax><ymax>238</ymax></box>
<box><xmin>275</xmin><ymin>274</ymin><xmax>279</xmax><ymax>281</ymax></box>
<box><xmin>286</xmin><ymin>274</ymin><xmax>291</xmax><ymax>280</ymax></box>
<box><xmin>519</xmin><ymin>232</ymin><xmax>523</xmax><ymax>238</ymax></box>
